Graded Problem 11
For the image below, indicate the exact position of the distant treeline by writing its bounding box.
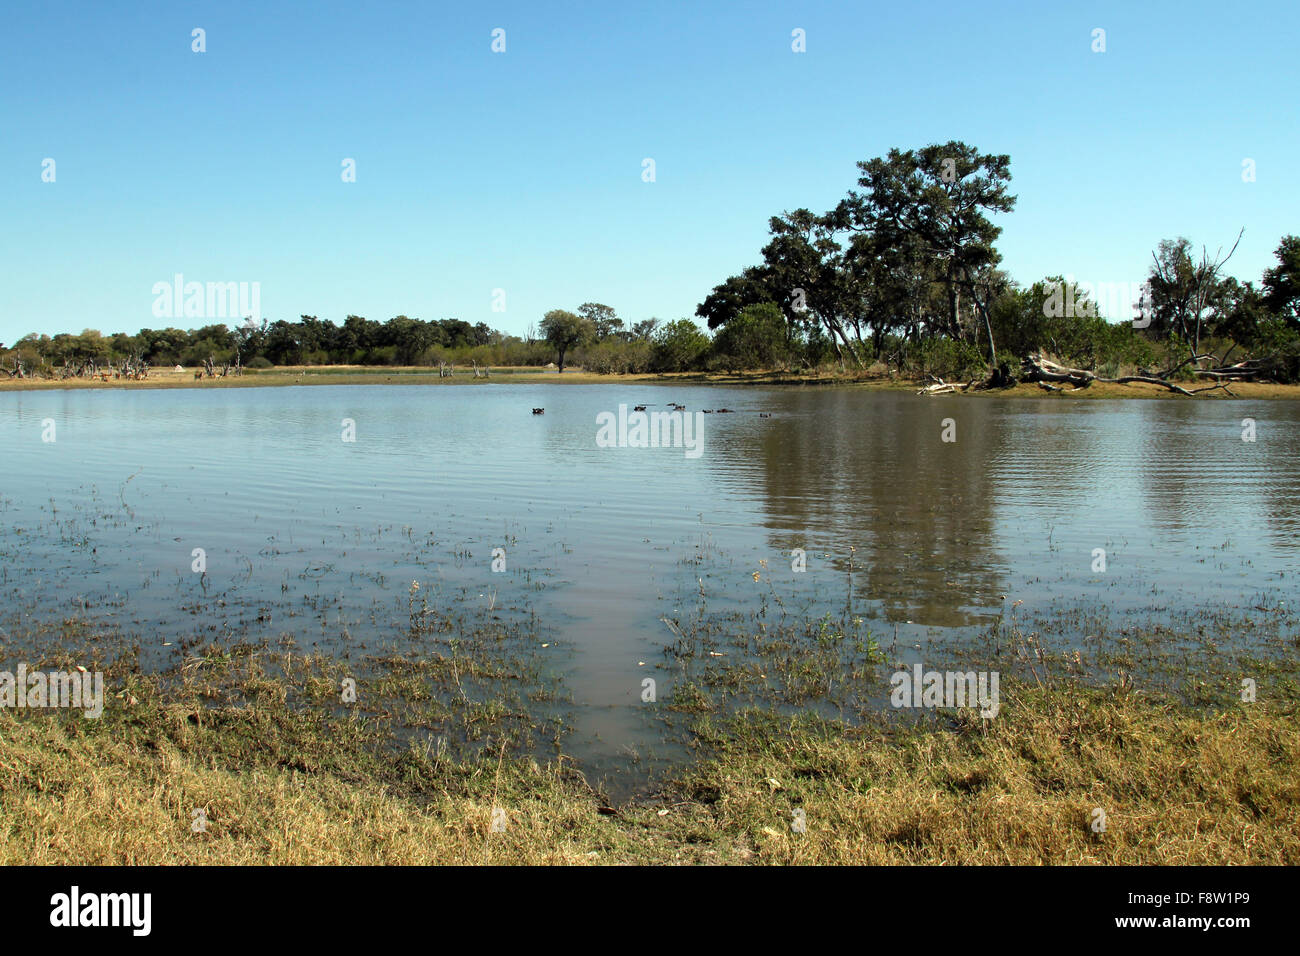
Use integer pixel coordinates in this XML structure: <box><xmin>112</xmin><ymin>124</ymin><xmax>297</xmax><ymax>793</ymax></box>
<box><xmin>5</xmin><ymin>142</ymin><xmax>1298</xmax><ymax>383</ymax></box>
<box><xmin>0</xmin><ymin>310</ymin><xmax>701</xmax><ymax>376</ymax></box>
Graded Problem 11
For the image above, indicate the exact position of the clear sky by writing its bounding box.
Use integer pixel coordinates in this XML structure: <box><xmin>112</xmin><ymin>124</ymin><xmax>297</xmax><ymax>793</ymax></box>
<box><xmin>2</xmin><ymin>0</ymin><xmax>1297</xmax><ymax>344</ymax></box>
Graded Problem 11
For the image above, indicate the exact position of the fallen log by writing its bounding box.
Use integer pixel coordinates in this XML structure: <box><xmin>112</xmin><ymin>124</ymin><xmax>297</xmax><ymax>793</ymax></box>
<box><xmin>1020</xmin><ymin>355</ymin><xmax>1093</xmax><ymax>389</ymax></box>
<box><xmin>1107</xmin><ymin>375</ymin><xmax>1196</xmax><ymax>396</ymax></box>
<box><xmin>1022</xmin><ymin>354</ymin><xmax>1247</xmax><ymax>396</ymax></box>
<box><xmin>917</xmin><ymin>376</ymin><xmax>975</xmax><ymax>395</ymax></box>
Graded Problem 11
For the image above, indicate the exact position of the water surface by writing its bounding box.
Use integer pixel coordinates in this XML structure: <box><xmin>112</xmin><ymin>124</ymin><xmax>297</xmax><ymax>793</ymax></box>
<box><xmin>3</xmin><ymin>383</ymin><xmax>1297</xmax><ymax>787</ymax></box>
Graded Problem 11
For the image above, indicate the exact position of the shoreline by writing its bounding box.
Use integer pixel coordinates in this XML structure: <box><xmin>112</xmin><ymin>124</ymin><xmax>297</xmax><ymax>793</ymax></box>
<box><xmin>3</xmin><ymin>365</ymin><xmax>1299</xmax><ymax>399</ymax></box>
<box><xmin>2</xmin><ymin>602</ymin><xmax>1296</xmax><ymax>864</ymax></box>
<box><xmin>2</xmin><ymin>666</ymin><xmax>1293</xmax><ymax>864</ymax></box>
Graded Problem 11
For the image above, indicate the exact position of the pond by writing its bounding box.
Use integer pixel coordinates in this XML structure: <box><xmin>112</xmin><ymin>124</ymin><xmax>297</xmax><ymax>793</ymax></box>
<box><xmin>2</xmin><ymin>383</ymin><xmax>1297</xmax><ymax>792</ymax></box>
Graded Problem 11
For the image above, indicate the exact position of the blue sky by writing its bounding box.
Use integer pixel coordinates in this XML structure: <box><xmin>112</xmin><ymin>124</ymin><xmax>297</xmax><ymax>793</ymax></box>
<box><xmin>2</xmin><ymin>0</ymin><xmax>1297</xmax><ymax>344</ymax></box>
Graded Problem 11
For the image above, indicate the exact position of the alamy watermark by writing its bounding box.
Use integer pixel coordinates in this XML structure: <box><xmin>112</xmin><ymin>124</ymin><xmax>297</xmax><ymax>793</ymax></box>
<box><xmin>1042</xmin><ymin>276</ymin><xmax>1156</xmax><ymax>328</ymax></box>
<box><xmin>49</xmin><ymin>886</ymin><xmax>150</xmax><ymax>936</ymax></box>
<box><xmin>890</xmin><ymin>664</ymin><xmax>999</xmax><ymax>719</ymax></box>
<box><xmin>0</xmin><ymin>663</ymin><xmax>104</xmax><ymax>718</ymax></box>
<box><xmin>596</xmin><ymin>404</ymin><xmax>705</xmax><ymax>459</ymax></box>
<box><xmin>151</xmin><ymin>273</ymin><xmax>261</xmax><ymax>322</ymax></box>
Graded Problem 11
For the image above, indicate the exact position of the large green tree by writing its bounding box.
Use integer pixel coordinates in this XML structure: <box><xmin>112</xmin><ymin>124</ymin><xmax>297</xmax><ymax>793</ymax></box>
<box><xmin>577</xmin><ymin>303</ymin><xmax>624</xmax><ymax>341</ymax></box>
<box><xmin>698</xmin><ymin>142</ymin><xmax>1015</xmax><ymax>373</ymax></box>
<box><xmin>1262</xmin><ymin>235</ymin><xmax>1300</xmax><ymax>330</ymax></box>
<box><xmin>839</xmin><ymin>141</ymin><xmax>1016</xmax><ymax>365</ymax></box>
<box><xmin>696</xmin><ymin>267</ymin><xmax>778</xmax><ymax>331</ymax></box>
<box><xmin>539</xmin><ymin>309</ymin><xmax>594</xmax><ymax>372</ymax></box>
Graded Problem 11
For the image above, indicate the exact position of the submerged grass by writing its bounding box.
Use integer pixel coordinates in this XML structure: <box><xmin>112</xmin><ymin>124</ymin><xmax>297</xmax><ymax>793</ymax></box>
<box><xmin>3</xmin><ymin>534</ymin><xmax>1296</xmax><ymax>864</ymax></box>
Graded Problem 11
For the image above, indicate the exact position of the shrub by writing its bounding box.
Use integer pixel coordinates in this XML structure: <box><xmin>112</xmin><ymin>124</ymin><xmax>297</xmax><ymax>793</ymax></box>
<box><xmin>580</xmin><ymin>339</ymin><xmax>652</xmax><ymax>374</ymax></box>
<box><xmin>710</xmin><ymin>303</ymin><xmax>789</xmax><ymax>370</ymax></box>
<box><xmin>900</xmin><ymin>337</ymin><xmax>986</xmax><ymax>380</ymax></box>
<box><xmin>651</xmin><ymin>320</ymin><xmax>711</xmax><ymax>372</ymax></box>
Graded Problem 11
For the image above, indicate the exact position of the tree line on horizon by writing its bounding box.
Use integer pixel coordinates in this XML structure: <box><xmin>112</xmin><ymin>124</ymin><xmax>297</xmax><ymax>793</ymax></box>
<box><xmin>0</xmin><ymin>307</ymin><xmax>700</xmax><ymax>378</ymax></box>
<box><xmin>4</xmin><ymin>141</ymin><xmax>1298</xmax><ymax>383</ymax></box>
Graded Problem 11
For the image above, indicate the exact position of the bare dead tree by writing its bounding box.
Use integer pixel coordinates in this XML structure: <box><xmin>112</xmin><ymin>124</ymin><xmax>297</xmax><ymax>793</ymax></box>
<box><xmin>1149</xmin><ymin>229</ymin><xmax>1244</xmax><ymax>376</ymax></box>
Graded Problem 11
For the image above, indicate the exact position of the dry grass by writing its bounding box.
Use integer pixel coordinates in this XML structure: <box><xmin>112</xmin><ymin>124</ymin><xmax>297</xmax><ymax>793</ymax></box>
<box><xmin>683</xmin><ymin>687</ymin><xmax>1299</xmax><ymax>864</ymax></box>
<box><xmin>0</xmin><ymin>714</ymin><xmax>620</xmax><ymax>865</ymax></box>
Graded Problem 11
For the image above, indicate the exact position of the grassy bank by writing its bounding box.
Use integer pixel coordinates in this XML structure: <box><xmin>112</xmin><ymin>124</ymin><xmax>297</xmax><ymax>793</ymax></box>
<box><xmin>3</xmin><ymin>554</ymin><xmax>1296</xmax><ymax>864</ymax></box>
<box><xmin>3</xmin><ymin>364</ymin><xmax>1298</xmax><ymax>398</ymax></box>
<box><xmin>2</xmin><ymin>658</ymin><xmax>1294</xmax><ymax>864</ymax></box>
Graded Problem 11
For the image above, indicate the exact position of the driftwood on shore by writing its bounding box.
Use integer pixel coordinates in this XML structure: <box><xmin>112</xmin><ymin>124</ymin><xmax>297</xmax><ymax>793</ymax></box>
<box><xmin>916</xmin><ymin>376</ymin><xmax>976</xmax><ymax>395</ymax></box>
<box><xmin>914</xmin><ymin>350</ymin><xmax>1290</xmax><ymax>397</ymax></box>
<box><xmin>1019</xmin><ymin>354</ymin><xmax>1242</xmax><ymax>396</ymax></box>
